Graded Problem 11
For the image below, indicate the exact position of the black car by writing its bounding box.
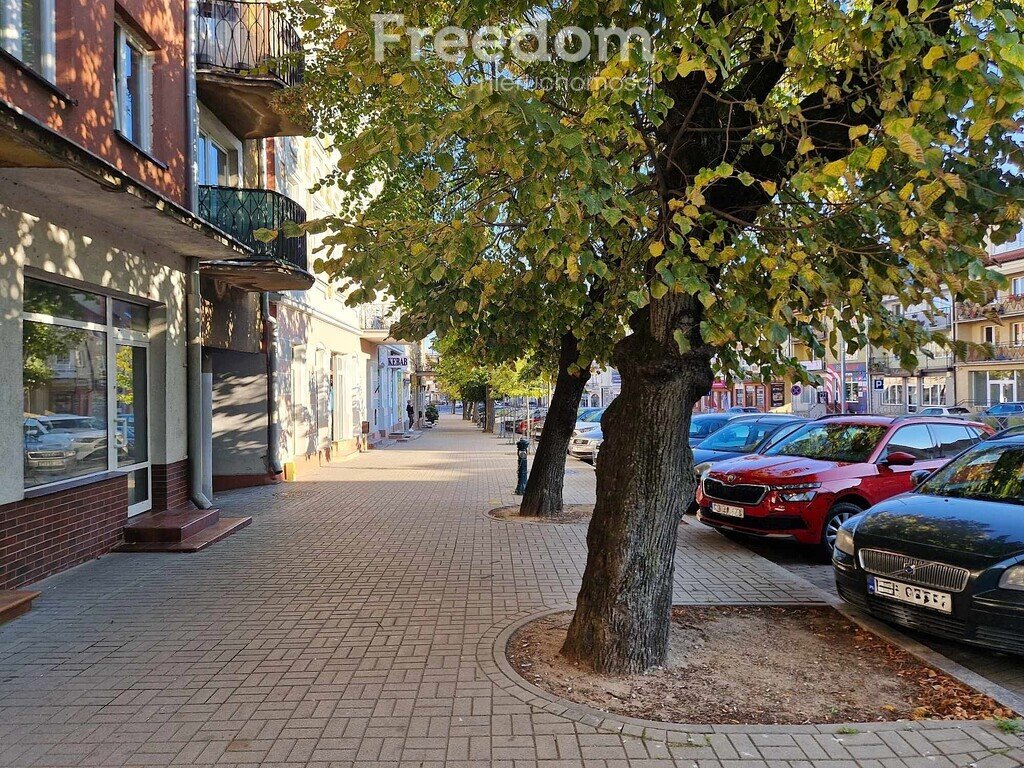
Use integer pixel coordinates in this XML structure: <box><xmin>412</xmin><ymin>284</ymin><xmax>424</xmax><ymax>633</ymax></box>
<box><xmin>833</xmin><ymin>433</ymin><xmax>1024</xmax><ymax>655</ymax></box>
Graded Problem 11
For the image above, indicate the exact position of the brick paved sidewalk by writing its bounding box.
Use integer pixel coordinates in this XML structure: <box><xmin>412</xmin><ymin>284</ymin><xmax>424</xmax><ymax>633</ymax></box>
<box><xmin>0</xmin><ymin>418</ymin><xmax>1021</xmax><ymax>767</ymax></box>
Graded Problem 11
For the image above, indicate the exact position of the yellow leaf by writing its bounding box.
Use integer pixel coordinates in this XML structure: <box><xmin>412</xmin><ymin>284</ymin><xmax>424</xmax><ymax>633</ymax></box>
<box><xmin>760</xmin><ymin>180</ymin><xmax>777</xmax><ymax>196</ymax></box>
<box><xmin>422</xmin><ymin>169</ymin><xmax>440</xmax><ymax>191</ymax></box>
<box><xmin>898</xmin><ymin>134</ymin><xmax>925</xmax><ymax>164</ymax></box>
<box><xmin>899</xmin><ymin>182</ymin><xmax>915</xmax><ymax>200</ymax></box>
<box><xmin>649</xmin><ymin>241</ymin><xmax>665</xmax><ymax>257</ymax></box>
<box><xmin>848</xmin><ymin>125</ymin><xmax>869</xmax><ymax>141</ymax></box>
<box><xmin>798</xmin><ymin>136</ymin><xmax>814</xmax><ymax>155</ymax></box>
<box><xmin>388</xmin><ymin>72</ymin><xmax>405</xmax><ymax>86</ymax></box>
<box><xmin>922</xmin><ymin>46</ymin><xmax>945</xmax><ymax>69</ymax></box>
<box><xmin>822</xmin><ymin>159</ymin><xmax>847</xmax><ymax>178</ymax></box>
<box><xmin>455</xmin><ymin>300</ymin><xmax>469</xmax><ymax>313</ymax></box>
<box><xmin>866</xmin><ymin>146</ymin><xmax>887</xmax><ymax>171</ymax></box>
<box><xmin>956</xmin><ymin>52</ymin><xmax>981</xmax><ymax>70</ymax></box>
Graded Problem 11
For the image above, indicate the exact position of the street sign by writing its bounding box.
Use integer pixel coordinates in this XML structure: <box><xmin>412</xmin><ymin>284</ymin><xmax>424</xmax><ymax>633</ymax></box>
<box><xmin>873</xmin><ymin>378</ymin><xmax>884</xmax><ymax>391</ymax></box>
<box><xmin>791</xmin><ymin>384</ymin><xmax>802</xmax><ymax>397</ymax></box>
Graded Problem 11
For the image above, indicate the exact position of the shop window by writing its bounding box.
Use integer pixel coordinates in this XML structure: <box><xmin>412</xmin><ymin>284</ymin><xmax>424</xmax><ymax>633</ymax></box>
<box><xmin>22</xmin><ymin>277</ymin><xmax>151</xmax><ymax>513</ymax></box>
<box><xmin>114</xmin><ymin>22</ymin><xmax>154</xmax><ymax>151</ymax></box>
<box><xmin>23</xmin><ymin>325</ymin><xmax>108</xmax><ymax>485</ymax></box>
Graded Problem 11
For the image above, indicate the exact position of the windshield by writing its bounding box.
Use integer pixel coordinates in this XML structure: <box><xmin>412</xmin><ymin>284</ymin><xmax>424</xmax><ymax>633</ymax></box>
<box><xmin>764</xmin><ymin>423</ymin><xmax>889</xmax><ymax>463</ymax></box>
<box><xmin>699</xmin><ymin>421</ymin><xmax>786</xmax><ymax>452</ymax></box>
<box><xmin>578</xmin><ymin>408</ymin><xmax>604</xmax><ymax>423</ymax></box>
<box><xmin>690</xmin><ymin>416</ymin><xmax>728</xmax><ymax>439</ymax></box>
<box><xmin>918</xmin><ymin>443</ymin><xmax>1024</xmax><ymax>505</ymax></box>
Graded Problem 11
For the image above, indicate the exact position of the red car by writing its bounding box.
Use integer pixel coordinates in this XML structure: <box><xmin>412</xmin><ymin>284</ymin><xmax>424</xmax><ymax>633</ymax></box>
<box><xmin>695</xmin><ymin>416</ymin><xmax>994</xmax><ymax>557</ymax></box>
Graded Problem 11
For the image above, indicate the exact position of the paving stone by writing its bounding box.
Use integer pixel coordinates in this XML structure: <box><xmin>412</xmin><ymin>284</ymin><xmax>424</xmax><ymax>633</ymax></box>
<box><xmin>0</xmin><ymin>420</ymin><xmax>1019</xmax><ymax>767</ymax></box>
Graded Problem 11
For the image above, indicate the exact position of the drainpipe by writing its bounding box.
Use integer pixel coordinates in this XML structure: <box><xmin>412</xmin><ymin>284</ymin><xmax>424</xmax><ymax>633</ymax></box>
<box><xmin>185</xmin><ymin>0</ymin><xmax>199</xmax><ymax>212</ymax></box>
<box><xmin>262</xmin><ymin>292</ymin><xmax>283</xmax><ymax>475</ymax></box>
<box><xmin>187</xmin><ymin>258</ymin><xmax>213</xmax><ymax>509</ymax></box>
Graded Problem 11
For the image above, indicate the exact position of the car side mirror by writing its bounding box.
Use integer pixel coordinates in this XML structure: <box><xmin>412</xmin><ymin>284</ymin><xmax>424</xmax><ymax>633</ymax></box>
<box><xmin>910</xmin><ymin>469</ymin><xmax>931</xmax><ymax>487</ymax></box>
<box><xmin>882</xmin><ymin>450</ymin><xmax>917</xmax><ymax>467</ymax></box>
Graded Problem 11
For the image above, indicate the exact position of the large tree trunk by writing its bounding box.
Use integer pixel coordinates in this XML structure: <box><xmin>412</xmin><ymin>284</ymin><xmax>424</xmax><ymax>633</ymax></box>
<box><xmin>483</xmin><ymin>389</ymin><xmax>496</xmax><ymax>433</ymax></box>
<box><xmin>520</xmin><ymin>332</ymin><xmax>591</xmax><ymax>517</ymax></box>
<box><xmin>561</xmin><ymin>299</ymin><xmax>713</xmax><ymax>674</ymax></box>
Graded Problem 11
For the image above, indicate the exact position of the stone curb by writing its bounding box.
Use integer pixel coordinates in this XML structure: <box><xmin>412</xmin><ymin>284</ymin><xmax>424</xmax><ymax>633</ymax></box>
<box><xmin>477</xmin><ymin>604</ymin><xmax>1015</xmax><ymax>746</ymax></box>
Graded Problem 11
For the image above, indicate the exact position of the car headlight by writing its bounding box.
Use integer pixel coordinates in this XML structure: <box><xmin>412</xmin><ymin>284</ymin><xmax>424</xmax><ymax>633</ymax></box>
<box><xmin>834</xmin><ymin>527</ymin><xmax>855</xmax><ymax>556</ymax></box>
<box><xmin>693</xmin><ymin>461</ymin><xmax>712</xmax><ymax>477</ymax></box>
<box><xmin>998</xmin><ymin>565</ymin><xmax>1024</xmax><ymax>591</ymax></box>
<box><xmin>779</xmin><ymin>490</ymin><xmax>816</xmax><ymax>502</ymax></box>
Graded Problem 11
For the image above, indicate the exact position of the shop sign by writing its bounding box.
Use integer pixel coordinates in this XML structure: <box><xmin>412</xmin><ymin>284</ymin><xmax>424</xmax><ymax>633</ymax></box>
<box><xmin>387</xmin><ymin>355</ymin><xmax>408</xmax><ymax>368</ymax></box>
<box><xmin>770</xmin><ymin>382</ymin><xmax>785</xmax><ymax>408</ymax></box>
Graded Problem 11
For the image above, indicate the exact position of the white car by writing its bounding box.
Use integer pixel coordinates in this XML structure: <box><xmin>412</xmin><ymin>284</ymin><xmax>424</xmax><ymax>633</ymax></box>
<box><xmin>568</xmin><ymin>429</ymin><xmax>603</xmax><ymax>462</ymax></box>
<box><xmin>36</xmin><ymin>414</ymin><xmax>126</xmax><ymax>463</ymax></box>
<box><xmin>572</xmin><ymin>407</ymin><xmax>605</xmax><ymax>437</ymax></box>
<box><xmin>914</xmin><ymin>406</ymin><xmax>974</xmax><ymax>419</ymax></box>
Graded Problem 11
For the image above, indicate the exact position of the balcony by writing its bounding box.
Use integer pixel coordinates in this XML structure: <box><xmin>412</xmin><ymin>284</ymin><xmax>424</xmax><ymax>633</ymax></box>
<box><xmin>956</xmin><ymin>295</ymin><xmax>1024</xmax><ymax>322</ymax></box>
<box><xmin>359</xmin><ymin>303</ymin><xmax>399</xmax><ymax>340</ymax></box>
<box><xmin>966</xmin><ymin>342</ymin><xmax>1024</xmax><ymax>364</ymax></box>
<box><xmin>197</xmin><ymin>185</ymin><xmax>314</xmax><ymax>291</ymax></box>
<box><xmin>196</xmin><ymin>0</ymin><xmax>307</xmax><ymax>138</ymax></box>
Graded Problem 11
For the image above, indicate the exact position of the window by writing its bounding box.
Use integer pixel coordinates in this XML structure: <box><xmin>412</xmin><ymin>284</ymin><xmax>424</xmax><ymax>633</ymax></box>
<box><xmin>984</xmin><ymin>325</ymin><xmax>999</xmax><ymax>345</ymax></box>
<box><xmin>23</xmin><ymin>277</ymin><xmax>151</xmax><ymax>514</ymax></box>
<box><xmin>1013</xmin><ymin>277</ymin><xmax>1024</xmax><ymax>296</ymax></box>
<box><xmin>883</xmin><ymin>424</ymin><xmax>935</xmax><ymax>461</ymax></box>
<box><xmin>930</xmin><ymin>424</ymin><xmax>979</xmax><ymax>458</ymax></box>
<box><xmin>1</xmin><ymin>0</ymin><xmax>54</xmax><ymax>78</ymax></box>
<box><xmin>197</xmin><ymin>130</ymin><xmax>239</xmax><ymax>186</ymax></box>
<box><xmin>114</xmin><ymin>23</ymin><xmax>153</xmax><ymax>151</ymax></box>
<box><xmin>1013</xmin><ymin>323</ymin><xmax>1024</xmax><ymax>347</ymax></box>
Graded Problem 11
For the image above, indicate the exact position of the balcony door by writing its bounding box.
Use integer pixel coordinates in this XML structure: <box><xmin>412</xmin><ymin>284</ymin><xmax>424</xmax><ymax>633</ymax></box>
<box><xmin>198</xmin><ymin>130</ymin><xmax>238</xmax><ymax>187</ymax></box>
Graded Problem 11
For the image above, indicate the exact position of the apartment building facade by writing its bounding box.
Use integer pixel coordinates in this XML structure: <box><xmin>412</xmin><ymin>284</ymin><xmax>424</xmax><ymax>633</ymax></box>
<box><xmin>0</xmin><ymin>0</ymin><xmax>413</xmax><ymax>590</ymax></box>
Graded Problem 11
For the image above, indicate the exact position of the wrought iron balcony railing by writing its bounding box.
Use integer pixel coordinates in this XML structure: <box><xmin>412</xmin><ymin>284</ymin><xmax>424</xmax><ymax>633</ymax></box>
<box><xmin>198</xmin><ymin>185</ymin><xmax>307</xmax><ymax>270</ymax></box>
<box><xmin>966</xmin><ymin>342</ymin><xmax>1024</xmax><ymax>363</ymax></box>
<box><xmin>359</xmin><ymin>303</ymin><xmax>399</xmax><ymax>332</ymax></box>
<box><xmin>197</xmin><ymin>0</ymin><xmax>303</xmax><ymax>87</ymax></box>
<box><xmin>956</xmin><ymin>295</ymin><xmax>1024</xmax><ymax>321</ymax></box>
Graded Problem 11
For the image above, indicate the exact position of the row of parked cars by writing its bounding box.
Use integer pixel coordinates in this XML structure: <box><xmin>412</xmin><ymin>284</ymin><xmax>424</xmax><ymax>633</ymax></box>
<box><xmin>563</xmin><ymin>406</ymin><xmax>1024</xmax><ymax>655</ymax></box>
<box><xmin>688</xmin><ymin>411</ymin><xmax>1024</xmax><ymax>656</ymax></box>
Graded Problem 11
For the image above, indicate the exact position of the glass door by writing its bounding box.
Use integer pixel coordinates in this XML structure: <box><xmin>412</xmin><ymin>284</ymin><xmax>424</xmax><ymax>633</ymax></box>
<box><xmin>115</xmin><ymin>342</ymin><xmax>150</xmax><ymax>516</ymax></box>
<box><xmin>989</xmin><ymin>378</ymin><xmax>1016</xmax><ymax>405</ymax></box>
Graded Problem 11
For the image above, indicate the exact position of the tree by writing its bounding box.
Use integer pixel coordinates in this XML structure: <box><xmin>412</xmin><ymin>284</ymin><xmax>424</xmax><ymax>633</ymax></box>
<box><xmin>291</xmin><ymin>0</ymin><xmax>1024</xmax><ymax>673</ymax></box>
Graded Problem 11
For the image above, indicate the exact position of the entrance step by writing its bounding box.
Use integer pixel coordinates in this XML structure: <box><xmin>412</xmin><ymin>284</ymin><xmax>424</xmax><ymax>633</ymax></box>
<box><xmin>123</xmin><ymin>508</ymin><xmax>221</xmax><ymax>544</ymax></box>
<box><xmin>0</xmin><ymin>590</ymin><xmax>39</xmax><ymax>626</ymax></box>
<box><xmin>117</xmin><ymin>507</ymin><xmax>251</xmax><ymax>553</ymax></box>
<box><xmin>117</xmin><ymin>517</ymin><xmax>251</xmax><ymax>553</ymax></box>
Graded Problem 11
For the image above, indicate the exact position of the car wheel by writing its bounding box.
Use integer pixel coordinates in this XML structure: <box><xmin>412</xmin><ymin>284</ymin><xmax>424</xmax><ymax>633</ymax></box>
<box><xmin>819</xmin><ymin>502</ymin><xmax>862</xmax><ymax>561</ymax></box>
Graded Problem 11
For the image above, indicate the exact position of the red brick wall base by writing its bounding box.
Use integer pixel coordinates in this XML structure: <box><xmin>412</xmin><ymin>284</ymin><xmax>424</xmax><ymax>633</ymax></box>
<box><xmin>0</xmin><ymin>474</ymin><xmax>128</xmax><ymax>590</ymax></box>
<box><xmin>152</xmin><ymin>460</ymin><xmax>189</xmax><ymax>511</ymax></box>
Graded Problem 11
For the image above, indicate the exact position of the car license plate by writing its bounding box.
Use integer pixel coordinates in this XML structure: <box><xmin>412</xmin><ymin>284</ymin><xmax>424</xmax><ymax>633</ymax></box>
<box><xmin>34</xmin><ymin>460</ymin><xmax>64</xmax><ymax>468</ymax></box>
<box><xmin>711</xmin><ymin>502</ymin><xmax>744</xmax><ymax>519</ymax></box>
<box><xmin>867</xmin><ymin>576</ymin><xmax>952</xmax><ymax>614</ymax></box>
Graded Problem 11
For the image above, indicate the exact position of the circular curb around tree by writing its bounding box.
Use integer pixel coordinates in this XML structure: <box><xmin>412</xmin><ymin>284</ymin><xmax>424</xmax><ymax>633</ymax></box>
<box><xmin>485</xmin><ymin>505</ymin><xmax>594</xmax><ymax>524</ymax></box>
<box><xmin>475</xmin><ymin>605</ymin><xmax>1005</xmax><ymax>744</ymax></box>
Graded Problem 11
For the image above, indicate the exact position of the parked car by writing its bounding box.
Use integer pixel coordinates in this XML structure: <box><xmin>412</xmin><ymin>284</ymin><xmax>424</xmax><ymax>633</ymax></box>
<box><xmin>833</xmin><ymin>432</ymin><xmax>1024</xmax><ymax>655</ymax></box>
<box><xmin>35</xmin><ymin>414</ymin><xmax>125</xmax><ymax>464</ymax></box>
<box><xmin>569</xmin><ymin>428</ymin><xmax>603</xmax><ymax>462</ymax></box>
<box><xmin>978</xmin><ymin>402</ymin><xmax>1024</xmax><ymax>429</ymax></box>
<box><xmin>695</xmin><ymin>416</ymin><xmax>993</xmax><ymax>557</ymax></box>
<box><xmin>692</xmin><ymin>415</ymin><xmax>808</xmax><ymax>472</ymax></box>
<box><xmin>726</xmin><ymin>406</ymin><xmax>761</xmax><ymax>414</ymax></box>
<box><xmin>915</xmin><ymin>406</ymin><xmax>974</xmax><ymax>418</ymax></box>
<box><xmin>572</xmin><ymin>407</ymin><xmax>606</xmax><ymax>437</ymax></box>
<box><xmin>688</xmin><ymin>413</ymin><xmax>738</xmax><ymax>447</ymax></box>
<box><xmin>23</xmin><ymin>418</ymin><xmax>77</xmax><ymax>475</ymax></box>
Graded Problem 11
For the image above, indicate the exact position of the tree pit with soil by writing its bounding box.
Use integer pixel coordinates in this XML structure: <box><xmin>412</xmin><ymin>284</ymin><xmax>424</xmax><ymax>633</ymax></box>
<box><xmin>487</xmin><ymin>505</ymin><xmax>593</xmax><ymax>524</ymax></box>
<box><xmin>508</xmin><ymin>606</ymin><xmax>1012</xmax><ymax>725</ymax></box>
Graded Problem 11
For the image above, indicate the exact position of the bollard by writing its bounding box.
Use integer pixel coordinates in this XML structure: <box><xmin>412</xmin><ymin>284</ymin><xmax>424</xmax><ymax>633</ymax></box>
<box><xmin>513</xmin><ymin>438</ymin><xmax>529</xmax><ymax>495</ymax></box>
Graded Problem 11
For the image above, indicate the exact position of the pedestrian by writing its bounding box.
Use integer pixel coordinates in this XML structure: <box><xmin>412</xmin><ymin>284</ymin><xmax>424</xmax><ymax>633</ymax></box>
<box><xmin>406</xmin><ymin>400</ymin><xmax>415</xmax><ymax>431</ymax></box>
